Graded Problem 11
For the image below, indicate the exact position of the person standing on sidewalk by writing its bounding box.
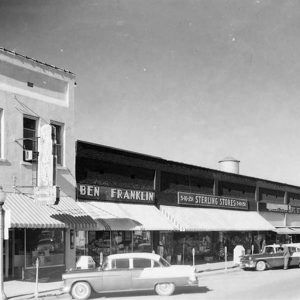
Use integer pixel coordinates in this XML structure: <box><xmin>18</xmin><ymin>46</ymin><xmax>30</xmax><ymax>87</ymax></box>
<box><xmin>283</xmin><ymin>245</ymin><xmax>291</xmax><ymax>270</ymax></box>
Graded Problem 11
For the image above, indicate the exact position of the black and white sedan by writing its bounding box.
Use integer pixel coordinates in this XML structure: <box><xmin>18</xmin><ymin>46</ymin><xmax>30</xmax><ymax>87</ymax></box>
<box><xmin>240</xmin><ymin>244</ymin><xmax>300</xmax><ymax>271</ymax></box>
<box><xmin>62</xmin><ymin>252</ymin><xmax>198</xmax><ymax>299</ymax></box>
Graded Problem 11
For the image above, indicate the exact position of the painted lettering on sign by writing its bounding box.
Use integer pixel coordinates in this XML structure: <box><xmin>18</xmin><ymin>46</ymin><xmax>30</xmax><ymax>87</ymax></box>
<box><xmin>178</xmin><ymin>192</ymin><xmax>248</xmax><ymax>210</ymax></box>
<box><xmin>77</xmin><ymin>184</ymin><xmax>155</xmax><ymax>203</ymax></box>
<box><xmin>264</xmin><ymin>203</ymin><xmax>300</xmax><ymax>214</ymax></box>
<box><xmin>110</xmin><ymin>188</ymin><xmax>154</xmax><ymax>201</ymax></box>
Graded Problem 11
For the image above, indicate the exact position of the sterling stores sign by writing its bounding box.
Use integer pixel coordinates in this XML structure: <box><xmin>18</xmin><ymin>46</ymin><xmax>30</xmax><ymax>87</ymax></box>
<box><xmin>178</xmin><ymin>192</ymin><xmax>249</xmax><ymax>210</ymax></box>
<box><xmin>77</xmin><ymin>184</ymin><xmax>155</xmax><ymax>204</ymax></box>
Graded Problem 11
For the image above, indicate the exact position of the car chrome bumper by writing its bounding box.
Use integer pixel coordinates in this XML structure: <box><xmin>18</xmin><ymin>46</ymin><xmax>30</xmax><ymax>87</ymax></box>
<box><xmin>188</xmin><ymin>278</ymin><xmax>199</xmax><ymax>286</ymax></box>
<box><xmin>240</xmin><ymin>261</ymin><xmax>256</xmax><ymax>268</ymax></box>
<box><xmin>61</xmin><ymin>285</ymin><xmax>71</xmax><ymax>294</ymax></box>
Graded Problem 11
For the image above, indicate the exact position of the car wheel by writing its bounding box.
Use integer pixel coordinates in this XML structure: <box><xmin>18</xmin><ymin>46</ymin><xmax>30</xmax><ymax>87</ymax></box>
<box><xmin>155</xmin><ymin>282</ymin><xmax>175</xmax><ymax>296</ymax></box>
<box><xmin>256</xmin><ymin>261</ymin><xmax>266</xmax><ymax>271</ymax></box>
<box><xmin>71</xmin><ymin>281</ymin><xmax>92</xmax><ymax>300</ymax></box>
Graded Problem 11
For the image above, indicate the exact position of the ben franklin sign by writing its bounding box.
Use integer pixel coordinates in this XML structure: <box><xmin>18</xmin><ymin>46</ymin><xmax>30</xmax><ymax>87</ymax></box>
<box><xmin>77</xmin><ymin>184</ymin><xmax>155</xmax><ymax>204</ymax></box>
<box><xmin>178</xmin><ymin>192</ymin><xmax>248</xmax><ymax>210</ymax></box>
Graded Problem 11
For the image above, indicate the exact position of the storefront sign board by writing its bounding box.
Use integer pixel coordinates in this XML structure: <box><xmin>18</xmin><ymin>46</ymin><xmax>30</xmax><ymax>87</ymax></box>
<box><xmin>178</xmin><ymin>192</ymin><xmax>248</xmax><ymax>210</ymax></box>
<box><xmin>34</xmin><ymin>185</ymin><xmax>59</xmax><ymax>205</ymax></box>
<box><xmin>77</xmin><ymin>184</ymin><xmax>155</xmax><ymax>204</ymax></box>
<box><xmin>38</xmin><ymin>124</ymin><xmax>54</xmax><ymax>187</ymax></box>
<box><xmin>262</xmin><ymin>202</ymin><xmax>300</xmax><ymax>214</ymax></box>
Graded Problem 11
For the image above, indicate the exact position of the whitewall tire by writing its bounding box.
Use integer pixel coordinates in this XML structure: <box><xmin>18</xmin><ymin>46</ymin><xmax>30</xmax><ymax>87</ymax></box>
<box><xmin>155</xmin><ymin>282</ymin><xmax>175</xmax><ymax>296</ymax></box>
<box><xmin>256</xmin><ymin>261</ymin><xmax>266</xmax><ymax>271</ymax></box>
<box><xmin>71</xmin><ymin>281</ymin><xmax>92</xmax><ymax>300</ymax></box>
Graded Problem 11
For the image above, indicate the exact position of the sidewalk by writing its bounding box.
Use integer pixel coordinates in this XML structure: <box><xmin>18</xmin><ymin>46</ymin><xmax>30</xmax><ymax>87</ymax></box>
<box><xmin>4</xmin><ymin>261</ymin><xmax>240</xmax><ymax>299</ymax></box>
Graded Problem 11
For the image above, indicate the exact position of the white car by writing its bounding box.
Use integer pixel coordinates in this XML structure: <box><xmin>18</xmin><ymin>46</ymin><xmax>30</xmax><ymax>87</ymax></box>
<box><xmin>62</xmin><ymin>252</ymin><xmax>198</xmax><ymax>299</ymax></box>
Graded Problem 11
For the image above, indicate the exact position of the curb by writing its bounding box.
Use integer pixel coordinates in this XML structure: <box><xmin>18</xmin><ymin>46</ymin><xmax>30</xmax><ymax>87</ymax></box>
<box><xmin>7</xmin><ymin>289</ymin><xmax>63</xmax><ymax>300</ymax></box>
<box><xmin>197</xmin><ymin>266</ymin><xmax>241</xmax><ymax>276</ymax></box>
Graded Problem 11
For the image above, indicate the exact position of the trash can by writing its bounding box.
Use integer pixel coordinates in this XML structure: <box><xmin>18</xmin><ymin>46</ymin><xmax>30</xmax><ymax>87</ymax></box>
<box><xmin>233</xmin><ymin>245</ymin><xmax>245</xmax><ymax>265</ymax></box>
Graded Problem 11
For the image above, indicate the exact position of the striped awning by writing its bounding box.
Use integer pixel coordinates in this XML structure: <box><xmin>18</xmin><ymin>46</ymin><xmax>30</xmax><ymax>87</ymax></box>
<box><xmin>160</xmin><ymin>205</ymin><xmax>275</xmax><ymax>232</ymax></box>
<box><xmin>4</xmin><ymin>193</ymin><xmax>103</xmax><ymax>230</ymax></box>
<box><xmin>78</xmin><ymin>201</ymin><xmax>178</xmax><ymax>231</ymax></box>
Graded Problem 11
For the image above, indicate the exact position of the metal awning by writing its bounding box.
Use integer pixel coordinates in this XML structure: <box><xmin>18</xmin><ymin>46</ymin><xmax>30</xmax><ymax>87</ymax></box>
<box><xmin>290</xmin><ymin>228</ymin><xmax>300</xmax><ymax>234</ymax></box>
<box><xmin>4</xmin><ymin>193</ymin><xmax>102</xmax><ymax>230</ymax></box>
<box><xmin>275</xmin><ymin>227</ymin><xmax>296</xmax><ymax>235</ymax></box>
<box><xmin>78</xmin><ymin>201</ymin><xmax>178</xmax><ymax>231</ymax></box>
<box><xmin>160</xmin><ymin>205</ymin><xmax>275</xmax><ymax>231</ymax></box>
<box><xmin>259</xmin><ymin>211</ymin><xmax>286</xmax><ymax>227</ymax></box>
<box><xmin>286</xmin><ymin>214</ymin><xmax>300</xmax><ymax>227</ymax></box>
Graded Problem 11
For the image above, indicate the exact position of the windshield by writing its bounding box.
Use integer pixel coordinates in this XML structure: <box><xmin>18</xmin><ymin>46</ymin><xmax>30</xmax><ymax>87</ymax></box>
<box><xmin>159</xmin><ymin>257</ymin><xmax>170</xmax><ymax>267</ymax></box>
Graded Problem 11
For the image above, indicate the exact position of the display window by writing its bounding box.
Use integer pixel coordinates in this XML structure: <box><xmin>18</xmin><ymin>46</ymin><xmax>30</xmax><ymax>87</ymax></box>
<box><xmin>87</xmin><ymin>231</ymin><xmax>111</xmax><ymax>265</ymax></box>
<box><xmin>172</xmin><ymin>232</ymin><xmax>214</xmax><ymax>264</ymax></box>
<box><xmin>79</xmin><ymin>230</ymin><xmax>153</xmax><ymax>266</ymax></box>
<box><xmin>133</xmin><ymin>231</ymin><xmax>152</xmax><ymax>252</ymax></box>
<box><xmin>75</xmin><ymin>231</ymin><xmax>88</xmax><ymax>261</ymax></box>
<box><xmin>25</xmin><ymin>229</ymin><xmax>65</xmax><ymax>268</ymax></box>
<box><xmin>159</xmin><ymin>231</ymin><xmax>270</xmax><ymax>264</ymax></box>
<box><xmin>111</xmin><ymin>231</ymin><xmax>133</xmax><ymax>254</ymax></box>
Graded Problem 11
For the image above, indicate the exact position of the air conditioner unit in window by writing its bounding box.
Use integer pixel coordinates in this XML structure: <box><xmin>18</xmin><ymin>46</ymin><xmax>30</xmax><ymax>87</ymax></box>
<box><xmin>24</xmin><ymin>150</ymin><xmax>33</xmax><ymax>161</ymax></box>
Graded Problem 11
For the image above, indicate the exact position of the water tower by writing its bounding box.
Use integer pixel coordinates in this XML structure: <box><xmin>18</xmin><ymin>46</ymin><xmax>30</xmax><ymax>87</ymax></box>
<box><xmin>218</xmin><ymin>156</ymin><xmax>240</xmax><ymax>174</ymax></box>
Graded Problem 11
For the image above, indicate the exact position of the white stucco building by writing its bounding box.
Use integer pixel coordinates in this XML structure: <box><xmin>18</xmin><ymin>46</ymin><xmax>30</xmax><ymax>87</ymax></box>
<box><xmin>0</xmin><ymin>48</ymin><xmax>95</xmax><ymax>279</ymax></box>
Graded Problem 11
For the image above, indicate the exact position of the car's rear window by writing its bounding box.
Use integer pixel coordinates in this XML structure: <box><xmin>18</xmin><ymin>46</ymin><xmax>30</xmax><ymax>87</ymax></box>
<box><xmin>289</xmin><ymin>247</ymin><xmax>296</xmax><ymax>253</ymax></box>
<box><xmin>265</xmin><ymin>247</ymin><xmax>274</xmax><ymax>254</ymax></box>
<box><xmin>112</xmin><ymin>259</ymin><xmax>130</xmax><ymax>269</ymax></box>
<box><xmin>133</xmin><ymin>258</ymin><xmax>151</xmax><ymax>269</ymax></box>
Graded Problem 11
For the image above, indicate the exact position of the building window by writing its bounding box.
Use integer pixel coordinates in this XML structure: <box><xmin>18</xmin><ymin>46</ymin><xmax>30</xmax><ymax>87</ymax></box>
<box><xmin>25</xmin><ymin>229</ymin><xmax>65</xmax><ymax>268</ymax></box>
<box><xmin>23</xmin><ymin>116</ymin><xmax>38</xmax><ymax>162</ymax></box>
<box><xmin>51</xmin><ymin>122</ymin><xmax>64</xmax><ymax>166</ymax></box>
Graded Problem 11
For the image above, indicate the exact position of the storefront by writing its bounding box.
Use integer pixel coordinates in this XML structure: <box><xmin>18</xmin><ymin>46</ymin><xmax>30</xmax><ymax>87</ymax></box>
<box><xmin>158</xmin><ymin>192</ymin><xmax>275</xmax><ymax>264</ymax></box>
<box><xmin>76</xmin><ymin>183</ymin><xmax>177</xmax><ymax>265</ymax></box>
<box><xmin>75</xmin><ymin>141</ymin><xmax>300</xmax><ymax>266</ymax></box>
<box><xmin>4</xmin><ymin>192</ymin><xmax>98</xmax><ymax>279</ymax></box>
<box><xmin>260</xmin><ymin>202</ymin><xmax>300</xmax><ymax>244</ymax></box>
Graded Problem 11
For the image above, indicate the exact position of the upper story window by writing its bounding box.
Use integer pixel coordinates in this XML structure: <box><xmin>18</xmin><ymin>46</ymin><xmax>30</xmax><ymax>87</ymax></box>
<box><xmin>23</xmin><ymin>116</ymin><xmax>38</xmax><ymax>162</ymax></box>
<box><xmin>51</xmin><ymin>122</ymin><xmax>64</xmax><ymax>166</ymax></box>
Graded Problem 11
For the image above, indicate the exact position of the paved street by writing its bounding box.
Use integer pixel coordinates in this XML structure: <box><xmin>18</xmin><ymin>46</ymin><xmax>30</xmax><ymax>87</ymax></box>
<box><xmin>49</xmin><ymin>268</ymin><xmax>300</xmax><ymax>300</ymax></box>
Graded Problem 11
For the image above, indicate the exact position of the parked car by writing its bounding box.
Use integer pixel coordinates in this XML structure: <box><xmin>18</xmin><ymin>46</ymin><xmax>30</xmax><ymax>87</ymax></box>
<box><xmin>240</xmin><ymin>244</ymin><xmax>300</xmax><ymax>271</ymax></box>
<box><xmin>62</xmin><ymin>252</ymin><xmax>198</xmax><ymax>299</ymax></box>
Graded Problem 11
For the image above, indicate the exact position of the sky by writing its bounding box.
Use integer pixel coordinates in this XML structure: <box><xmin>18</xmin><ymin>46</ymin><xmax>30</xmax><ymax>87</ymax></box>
<box><xmin>1</xmin><ymin>0</ymin><xmax>300</xmax><ymax>185</ymax></box>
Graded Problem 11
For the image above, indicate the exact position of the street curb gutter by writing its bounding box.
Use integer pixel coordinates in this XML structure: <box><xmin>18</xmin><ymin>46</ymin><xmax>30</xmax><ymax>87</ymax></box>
<box><xmin>197</xmin><ymin>266</ymin><xmax>242</xmax><ymax>277</ymax></box>
<box><xmin>7</xmin><ymin>289</ymin><xmax>63</xmax><ymax>300</ymax></box>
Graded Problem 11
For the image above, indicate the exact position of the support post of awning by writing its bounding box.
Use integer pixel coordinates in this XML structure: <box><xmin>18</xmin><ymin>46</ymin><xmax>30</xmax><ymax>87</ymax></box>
<box><xmin>213</xmin><ymin>179</ymin><xmax>219</xmax><ymax>196</ymax></box>
<box><xmin>255</xmin><ymin>186</ymin><xmax>260</xmax><ymax>211</ymax></box>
